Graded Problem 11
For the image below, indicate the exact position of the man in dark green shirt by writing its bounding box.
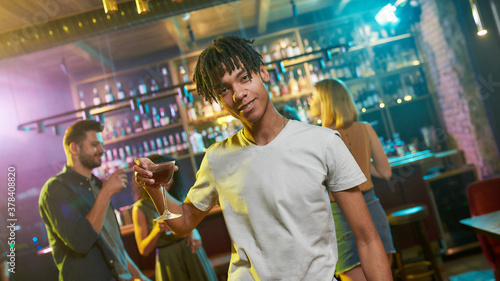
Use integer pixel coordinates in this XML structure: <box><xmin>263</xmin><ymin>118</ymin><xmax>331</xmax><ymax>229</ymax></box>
<box><xmin>39</xmin><ymin>120</ymin><xmax>149</xmax><ymax>281</ymax></box>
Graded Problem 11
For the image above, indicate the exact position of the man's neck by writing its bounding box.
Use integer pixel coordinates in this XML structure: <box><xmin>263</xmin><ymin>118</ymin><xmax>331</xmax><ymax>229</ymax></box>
<box><xmin>242</xmin><ymin>111</ymin><xmax>287</xmax><ymax>146</ymax></box>
<box><xmin>67</xmin><ymin>161</ymin><xmax>93</xmax><ymax>178</ymax></box>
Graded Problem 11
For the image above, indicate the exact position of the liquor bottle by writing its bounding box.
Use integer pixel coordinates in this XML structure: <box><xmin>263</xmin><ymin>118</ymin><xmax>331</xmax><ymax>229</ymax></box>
<box><xmin>270</xmin><ymin>43</ymin><xmax>281</xmax><ymax>61</ymax></box>
<box><xmin>303</xmin><ymin>39</ymin><xmax>313</xmax><ymax>53</ymax></box>
<box><xmin>116</xmin><ymin>119</ymin><xmax>126</xmax><ymax>137</ymax></box>
<box><xmin>269</xmin><ymin>73</ymin><xmax>281</xmax><ymax>99</ymax></box>
<box><xmin>288</xmin><ymin>71</ymin><xmax>299</xmax><ymax>95</ymax></box>
<box><xmin>285</xmin><ymin>38</ymin><xmax>295</xmax><ymax>58</ymax></box>
<box><xmin>169</xmin><ymin>103</ymin><xmax>178</xmax><ymax>123</ymax></box>
<box><xmin>312</xmin><ymin>40</ymin><xmax>321</xmax><ymax>51</ymax></box>
<box><xmin>279</xmin><ymin>39</ymin><xmax>288</xmax><ymax>59</ymax></box>
<box><xmin>279</xmin><ymin>74</ymin><xmax>289</xmax><ymax>96</ymax></box>
<box><xmin>143</xmin><ymin>141</ymin><xmax>151</xmax><ymax>157</ymax></box>
<box><xmin>125</xmin><ymin>145</ymin><xmax>134</xmax><ymax>167</ymax></box>
<box><xmin>104</xmin><ymin>84</ymin><xmax>115</xmax><ymax>103</ymax></box>
<box><xmin>138</xmin><ymin>77</ymin><xmax>148</xmax><ymax>95</ymax></box>
<box><xmin>187</xmin><ymin>102</ymin><xmax>196</xmax><ymax>121</ymax></box>
<box><xmin>150</xmin><ymin>79</ymin><xmax>159</xmax><ymax>93</ymax></box>
<box><xmin>155</xmin><ymin>137</ymin><xmax>164</xmax><ymax>155</ymax></box>
<box><xmin>159</xmin><ymin>107</ymin><xmax>170</xmax><ymax>126</ymax></box>
<box><xmin>181</xmin><ymin>131</ymin><xmax>189</xmax><ymax>154</ymax></box>
<box><xmin>169</xmin><ymin>134</ymin><xmax>177</xmax><ymax>155</ymax></box>
<box><xmin>149</xmin><ymin>139</ymin><xmax>157</xmax><ymax>155</ymax></box>
<box><xmin>151</xmin><ymin>106</ymin><xmax>161</xmax><ymax>128</ymax></box>
<box><xmin>309</xmin><ymin>64</ymin><xmax>319</xmax><ymax>85</ymax></box>
<box><xmin>292</xmin><ymin>41</ymin><xmax>301</xmax><ymax>56</ymax></box>
<box><xmin>123</xmin><ymin>118</ymin><xmax>133</xmax><ymax>135</ymax></box>
<box><xmin>297</xmin><ymin>69</ymin><xmax>308</xmax><ymax>91</ymax></box>
<box><xmin>92</xmin><ymin>88</ymin><xmax>102</xmax><ymax>106</ymax></box>
<box><xmin>189</xmin><ymin>130</ymin><xmax>199</xmax><ymax>153</ymax></box>
<box><xmin>129</xmin><ymin>81</ymin><xmax>138</xmax><ymax>97</ymax></box>
<box><xmin>133</xmin><ymin>114</ymin><xmax>143</xmax><ymax>133</ymax></box>
<box><xmin>118</xmin><ymin>147</ymin><xmax>126</xmax><ymax>168</ymax></box>
<box><xmin>179</xmin><ymin>65</ymin><xmax>189</xmax><ymax>83</ymax></box>
<box><xmin>116</xmin><ymin>82</ymin><xmax>126</xmax><ymax>100</ymax></box>
<box><xmin>78</xmin><ymin>91</ymin><xmax>86</xmax><ymax>109</ymax></box>
<box><xmin>201</xmin><ymin>130</ymin><xmax>210</xmax><ymax>148</ymax></box>
<box><xmin>162</xmin><ymin>67</ymin><xmax>171</xmax><ymax>88</ymax></box>
<box><xmin>142</xmin><ymin>104</ymin><xmax>153</xmax><ymax>131</ymax></box>
<box><xmin>262</xmin><ymin>45</ymin><xmax>272</xmax><ymax>63</ymax></box>
<box><xmin>162</xmin><ymin>136</ymin><xmax>171</xmax><ymax>155</ymax></box>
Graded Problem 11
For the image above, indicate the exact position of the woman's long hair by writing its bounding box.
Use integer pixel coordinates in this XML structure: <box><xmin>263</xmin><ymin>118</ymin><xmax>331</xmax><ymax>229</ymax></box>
<box><xmin>314</xmin><ymin>79</ymin><xmax>358</xmax><ymax>129</ymax></box>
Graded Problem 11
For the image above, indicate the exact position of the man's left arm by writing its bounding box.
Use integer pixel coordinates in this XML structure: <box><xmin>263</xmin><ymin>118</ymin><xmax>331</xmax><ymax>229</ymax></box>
<box><xmin>332</xmin><ymin>187</ymin><xmax>392</xmax><ymax>281</ymax></box>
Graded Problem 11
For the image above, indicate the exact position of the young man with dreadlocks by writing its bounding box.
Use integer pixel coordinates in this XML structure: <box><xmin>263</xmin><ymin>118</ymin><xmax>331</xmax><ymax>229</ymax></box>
<box><xmin>134</xmin><ymin>36</ymin><xmax>391</xmax><ymax>281</ymax></box>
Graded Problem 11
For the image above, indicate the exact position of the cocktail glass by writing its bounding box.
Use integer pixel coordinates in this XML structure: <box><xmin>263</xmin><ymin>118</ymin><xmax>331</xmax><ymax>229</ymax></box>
<box><xmin>144</xmin><ymin>160</ymin><xmax>182</xmax><ymax>221</ymax></box>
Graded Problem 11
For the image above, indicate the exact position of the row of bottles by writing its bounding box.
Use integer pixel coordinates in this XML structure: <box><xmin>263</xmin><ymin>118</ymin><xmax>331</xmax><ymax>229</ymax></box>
<box><xmin>256</xmin><ymin>37</ymin><xmax>302</xmax><ymax>63</ymax></box>
<box><xmin>186</xmin><ymin>99</ymin><xmax>223</xmax><ymax>121</ymax></box>
<box><xmin>268</xmin><ymin>69</ymin><xmax>309</xmax><ymax>98</ymax></box>
<box><xmin>78</xmin><ymin>63</ymin><xmax>195</xmax><ymax>110</ymax></box>
<box><xmin>101</xmin><ymin>103</ymin><xmax>180</xmax><ymax>141</ymax></box>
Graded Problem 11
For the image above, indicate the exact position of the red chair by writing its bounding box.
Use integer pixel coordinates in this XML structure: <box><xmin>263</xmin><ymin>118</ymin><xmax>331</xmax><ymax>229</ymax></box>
<box><xmin>466</xmin><ymin>176</ymin><xmax>500</xmax><ymax>280</ymax></box>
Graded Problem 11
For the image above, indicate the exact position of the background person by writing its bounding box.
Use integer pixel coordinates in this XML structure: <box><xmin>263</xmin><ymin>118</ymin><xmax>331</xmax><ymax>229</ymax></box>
<box><xmin>39</xmin><ymin>120</ymin><xmax>150</xmax><ymax>281</ymax></box>
<box><xmin>132</xmin><ymin>154</ymin><xmax>217</xmax><ymax>281</ymax></box>
<box><xmin>309</xmin><ymin>78</ymin><xmax>395</xmax><ymax>281</ymax></box>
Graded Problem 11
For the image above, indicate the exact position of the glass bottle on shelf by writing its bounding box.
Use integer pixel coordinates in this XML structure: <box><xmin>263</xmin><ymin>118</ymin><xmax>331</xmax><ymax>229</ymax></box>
<box><xmin>187</xmin><ymin>102</ymin><xmax>196</xmax><ymax>121</ymax></box>
<box><xmin>159</xmin><ymin>107</ymin><xmax>170</xmax><ymax>126</ymax></box>
<box><xmin>285</xmin><ymin>38</ymin><xmax>295</xmax><ymax>58</ymax></box>
<box><xmin>138</xmin><ymin>77</ymin><xmax>148</xmax><ymax>95</ymax></box>
<box><xmin>92</xmin><ymin>88</ymin><xmax>102</xmax><ymax>106</ymax></box>
<box><xmin>79</xmin><ymin>91</ymin><xmax>86</xmax><ymax>109</ymax></box>
<box><xmin>181</xmin><ymin>131</ymin><xmax>189</xmax><ymax>154</ymax></box>
<box><xmin>169</xmin><ymin>103</ymin><xmax>178</xmax><ymax>123</ymax></box>
<box><xmin>309</xmin><ymin>64</ymin><xmax>319</xmax><ymax>85</ymax></box>
<box><xmin>271</xmin><ymin>43</ymin><xmax>281</xmax><ymax>61</ymax></box>
<box><xmin>150</xmin><ymin>79</ymin><xmax>159</xmax><ymax>93</ymax></box>
<box><xmin>169</xmin><ymin>134</ymin><xmax>177</xmax><ymax>155</ymax></box>
<box><xmin>116</xmin><ymin>82</ymin><xmax>126</xmax><ymax>100</ymax></box>
<box><xmin>155</xmin><ymin>137</ymin><xmax>164</xmax><ymax>155</ymax></box>
<box><xmin>292</xmin><ymin>41</ymin><xmax>301</xmax><ymax>56</ymax></box>
<box><xmin>262</xmin><ymin>45</ymin><xmax>272</xmax><ymax>64</ymax></box>
<box><xmin>151</xmin><ymin>106</ymin><xmax>161</xmax><ymax>128</ymax></box>
<box><xmin>133</xmin><ymin>114</ymin><xmax>143</xmax><ymax>133</ymax></box>
<box><xmin>203</xmin><ymin>101</ymin><xmax>214</xmax><ymax>117</ymax></box>
<box><xmin>104</xmin><ymin>84</ymin><xmax>115</xmax><ymax>103</ymax></box>
<box><xmin>162</xmin><ymin>136</ymin><xmax>171</xmax><ymax>155</ymax></box>
<box><xmin>269</xmin><ymin>73</ymin><xmax>281</xmax><ymax>99</ymax></box>
<box><xmin>162</xmin><ymin>67</ymin><xmax>171</xmax><ymax>88</ymax></box>
<box><xmin>288</xmin><ymin>71</ymin><xmax>299</xmax><ymax>95</ymax></box>
<box><xmin>179</xmin><ymin>65</ymin><xmax>189</xmax><ymax>83</ymax></box>
<box><xmin>124</xmin><ymin>118</ymin><xmax>133</xmax><ymax>135</ymax></box>
<box><xmin>279</xmin><ymin>74</ymin><xmax>289</xmax><ymax>96</ymax></box>
<box><xmin>297</xmin><ymin>69</ymin><xmax>308</xmax><ymax>91</ymax></box>
<box><xmin>142</xmin><ymin>104</ymin><xmax>153</xmax><ymax>131</ymax></box>
<box><xmin>303</xmin><ymin>39</ymin><xmax>313</xmax><ymax>53</ymax></box>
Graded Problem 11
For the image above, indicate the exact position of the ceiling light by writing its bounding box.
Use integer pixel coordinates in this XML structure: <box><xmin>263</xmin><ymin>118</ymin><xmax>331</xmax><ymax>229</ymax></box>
<box><xmin>102</xmin><ymin>0</ymin><xmax>118</xmax><ymax>14</ymax></box>
<box><xmin>469</xmin><ymin>0</ymin><xmax>487</xmax><ymax>36</ymax></box>
<box><xmin>135</xmin><ymin>0</ymin><xmax>150</xmax><ymax>14</ymax></box>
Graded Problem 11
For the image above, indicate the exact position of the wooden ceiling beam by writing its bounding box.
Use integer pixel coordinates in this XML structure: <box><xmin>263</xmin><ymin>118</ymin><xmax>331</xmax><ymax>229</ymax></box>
<box><xmin>0</xmin><ymin>0</ymin><xmax>239</xmax><ymax>61</ymax></box>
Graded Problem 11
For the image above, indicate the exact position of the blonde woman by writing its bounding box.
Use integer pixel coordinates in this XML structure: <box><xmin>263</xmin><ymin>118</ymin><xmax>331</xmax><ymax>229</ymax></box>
<box><xmin>310</xmin><ymin>79</ymin><xmax>395</xmax><ymax>281</ymax></box>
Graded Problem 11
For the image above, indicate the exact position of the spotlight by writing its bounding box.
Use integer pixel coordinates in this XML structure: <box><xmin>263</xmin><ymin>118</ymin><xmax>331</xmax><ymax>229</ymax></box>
<box><xmin>469</xmin><ymin>0</ymin><xmax>487</xmax><ymax>36</ymax></box>
<box><xmin>375</xmin><ymin>4</ymin><xmax>399</xmax><ymax>26</ymax></box>
<box><xmin>135</xmin><ymin>0</ymin><xmax>150</xmax><ymax>14</ymax></box>
<box><xmin>102</xmin><ymin>0</ymin><xmax>118</xmax><ymax>14</ymax></box>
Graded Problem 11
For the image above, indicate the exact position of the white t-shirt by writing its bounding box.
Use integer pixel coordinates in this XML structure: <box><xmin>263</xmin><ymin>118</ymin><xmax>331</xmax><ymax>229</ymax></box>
<box><xmin>187</xmin><ymin>120</ymin><xmax>366</xmax><ymax>281</ymax></box>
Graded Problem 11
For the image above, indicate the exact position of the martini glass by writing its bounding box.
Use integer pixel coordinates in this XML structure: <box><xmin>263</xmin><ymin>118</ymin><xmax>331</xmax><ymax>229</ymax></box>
<box><xmin>144</xmin><ymin>160</ymin><xmax>182</xmax><ymax>221</ymax></box>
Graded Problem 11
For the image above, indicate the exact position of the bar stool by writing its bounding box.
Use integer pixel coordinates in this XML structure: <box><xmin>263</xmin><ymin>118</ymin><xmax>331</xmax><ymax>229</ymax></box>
<box><xmin>387</xmin><ymin>204</ymin><xmax>443</xmax><ymax>281</ymax></box>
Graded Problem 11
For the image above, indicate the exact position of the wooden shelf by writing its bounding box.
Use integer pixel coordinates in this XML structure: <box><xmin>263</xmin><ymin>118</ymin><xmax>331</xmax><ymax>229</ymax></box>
<box><xmin>188</xmin><ymin>111</ymin><xmax>231</xmax><ymax>126</ymax></box>
<box><xmin>103</xmin><ymin>122</ymin><xmax>184</xmax><ymax>145</ymax></box>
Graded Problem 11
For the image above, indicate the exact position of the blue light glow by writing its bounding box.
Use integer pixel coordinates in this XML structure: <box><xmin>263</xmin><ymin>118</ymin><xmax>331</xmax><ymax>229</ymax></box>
<box><xmin>375</xmin><ymin>4</ymin><xmax>400</xmax><ymax>26</ymax></box>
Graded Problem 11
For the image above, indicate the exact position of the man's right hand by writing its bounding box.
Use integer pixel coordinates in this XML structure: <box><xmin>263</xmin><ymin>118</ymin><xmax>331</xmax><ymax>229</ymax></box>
<box><xmin>133</xmin><ymin>157</ymin><xmax>156</xmax><ymax>188</ymax></box>
<box><xmin>102</xmin><ymin>169</ymin><xmax>128</xmax><ymax>197</ymax></box>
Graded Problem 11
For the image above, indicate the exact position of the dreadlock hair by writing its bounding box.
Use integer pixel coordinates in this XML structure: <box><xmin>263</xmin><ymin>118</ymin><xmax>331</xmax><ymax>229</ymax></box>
<box><xmin>193</xmin><ymin>35</ymin><xmax>264</xmax><ymax>103</ymax></box>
